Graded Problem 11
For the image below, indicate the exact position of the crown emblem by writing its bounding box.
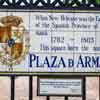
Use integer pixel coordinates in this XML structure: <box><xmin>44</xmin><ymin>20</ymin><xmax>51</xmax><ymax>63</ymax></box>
<box><xmin>0</xmin><ymin>15</ymin><xmax>30</xmax><ymax>68</ymax></box>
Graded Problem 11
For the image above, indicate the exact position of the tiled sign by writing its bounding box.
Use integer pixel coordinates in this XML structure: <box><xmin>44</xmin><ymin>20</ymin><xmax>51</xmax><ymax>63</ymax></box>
<box><xmin>0</xmin><ymin>10</ymin><xmax>100</xmax><ymax>74</ymax></box>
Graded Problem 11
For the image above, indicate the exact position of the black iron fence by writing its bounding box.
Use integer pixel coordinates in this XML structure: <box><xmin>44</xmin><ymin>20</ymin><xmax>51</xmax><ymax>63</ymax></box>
<box><xmin>0</xmin><ymin>75</ymin><xmax>99</xmax><ymax>100</ymax></box>
<box><xmin>10</xmin><ymin>75</ymin><xmax>86</xmax><ymax>100</ymax></box>
<box><xmin>0</xmin><ymin>0</ymin><xmax>100</xmax><ymax>9</ymax></box>
<box><xmin>2</xmin><ymin>75</ymin><xmax>98</xmax><ymax>100</ymax></box>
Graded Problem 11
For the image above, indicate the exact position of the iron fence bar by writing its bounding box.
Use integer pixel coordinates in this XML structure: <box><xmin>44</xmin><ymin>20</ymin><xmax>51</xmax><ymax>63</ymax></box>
<box><xmin>65</xmin><ymin>96</ymin><xmax>68</xmax><ymax>100</ymax></box>
<box><xmin>82</xmin><ymin>77</ymin><xmax>86</xmax><ymax>100</ymax></box>
<box><xmin>11</xmin><ymin>76</ymin><xmax>15</xmax><ymax>100</ymax></box>
<box><xmin>29</xmin><ymin>76</ymin><xmax>33</xmax><ymax>100</ymax></box>
<box><xmin>47</xmin><ymin>96</ymin><xmax>50</xmax><ymax>100</ymax></box>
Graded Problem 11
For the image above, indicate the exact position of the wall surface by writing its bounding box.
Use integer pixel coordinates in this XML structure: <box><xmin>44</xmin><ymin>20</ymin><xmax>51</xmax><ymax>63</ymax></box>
<box><xmin>0</xmin><ymin>76</ymin><xmax>99</xmax><ymax>100</ymax></box>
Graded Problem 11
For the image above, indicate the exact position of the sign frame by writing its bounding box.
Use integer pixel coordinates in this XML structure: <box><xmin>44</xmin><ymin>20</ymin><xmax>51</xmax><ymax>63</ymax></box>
<box><xmin>37</xmin><ymin>76</ymin><xmax>84</xmax><ymax>96</ymax></box>
<box><xmin>0</xmin><ymin>9</ymin><xmax>100</xmax><ymax>75</ymax></box>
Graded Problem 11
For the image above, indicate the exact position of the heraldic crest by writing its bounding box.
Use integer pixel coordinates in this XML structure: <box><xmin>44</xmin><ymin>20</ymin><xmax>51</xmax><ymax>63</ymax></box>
<box><xmin>0</xmin><ymin>15</ymin><xmax>30</xmax><ymax>67</ymax></box>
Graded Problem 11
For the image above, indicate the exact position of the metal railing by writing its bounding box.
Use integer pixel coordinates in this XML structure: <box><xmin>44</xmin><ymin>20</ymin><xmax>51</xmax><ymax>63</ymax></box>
<box><xmin>9</xmin><ymin>75</ymin><xmax>100</xmax><ymax>100</ymax></box>
<box><xmin>0</xmin><ymin>0</ymin><xmax>100</xmax><ymax>9</ymax></box>
<box><xmin>11</xmin><ymin>75</ymin><xmax>85</xmax><ymax>100</ymax></box>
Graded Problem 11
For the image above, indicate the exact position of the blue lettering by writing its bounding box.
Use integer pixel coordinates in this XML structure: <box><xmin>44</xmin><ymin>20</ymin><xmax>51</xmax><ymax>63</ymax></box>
<box><xmin>85</xmin><ymin>56</ymin><xmax>92</xmax><ymax>67</ymax></box>
<box><xmin>58</xmin><ymin>57</ymin><xmax>66</xmax><ymax>67</ymax></box>
<box><xmin>43</xmin><ymin>57</ymin><xmax>50</xmax><ymax>67</ymax></box>
<box><xmin>77</xmin><ymin>55</ymin><xmax>84</xmax><ymax>67</ymax></box>
<box><xmin>29</xmin><ymin>54</ymin><xmax>36</xmax><ymax>67</ymax></box>
<box><xmin>51</xmin><ymin>56</ymin><xmax>57</xmax><ymax>67</ymax></box>
<box><xmin>68</xmin><ymin>59</ymin><xmax>74</xmax><ymax>67</ymax></box>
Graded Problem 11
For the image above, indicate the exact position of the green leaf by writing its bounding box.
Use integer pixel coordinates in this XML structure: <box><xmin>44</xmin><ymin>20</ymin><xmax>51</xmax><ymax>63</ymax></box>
<box><xmin>96</xmin><ymin>0</ymin><xmax>100</xmax><ymax>4</ymax></box>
